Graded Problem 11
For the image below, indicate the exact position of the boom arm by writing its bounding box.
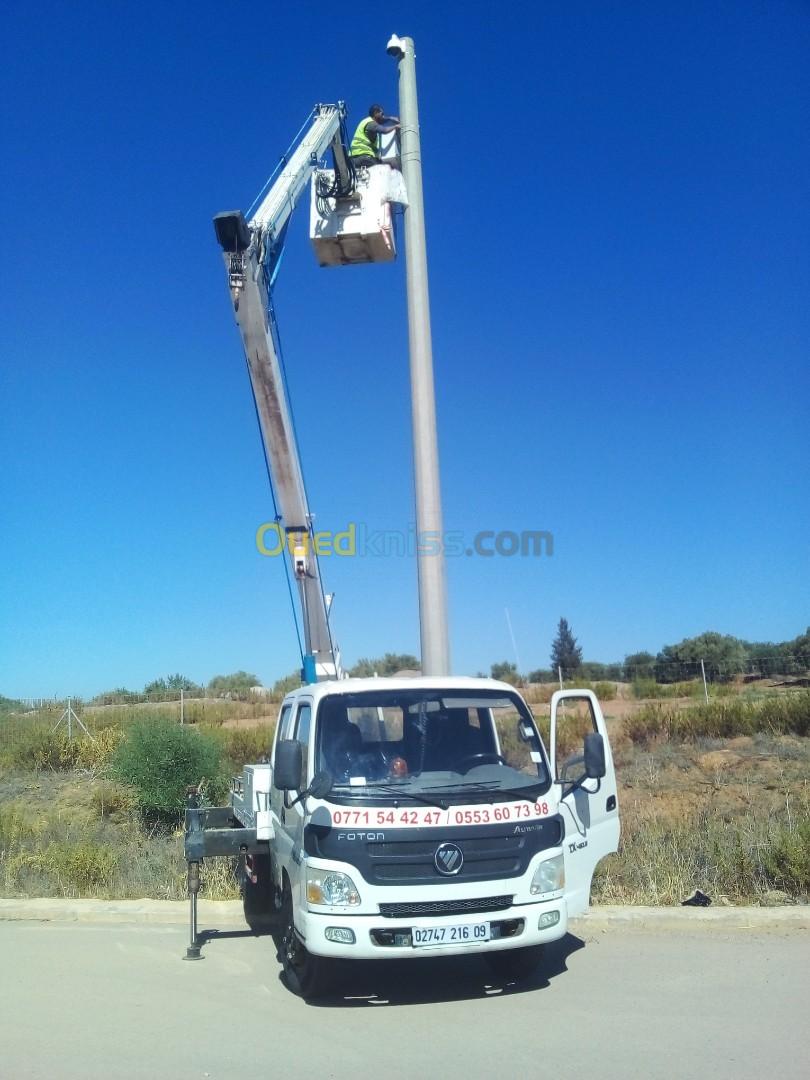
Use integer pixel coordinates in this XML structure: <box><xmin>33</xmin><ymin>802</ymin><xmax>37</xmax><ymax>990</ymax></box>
<box><xmin>214</xmin><ymin>104</ymin><xmax>350</xmax><ymax>682</ymax></box>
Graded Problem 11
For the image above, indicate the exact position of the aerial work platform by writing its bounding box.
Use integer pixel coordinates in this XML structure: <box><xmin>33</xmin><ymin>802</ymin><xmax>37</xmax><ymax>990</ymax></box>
<box><xmin>310</xmin><ymin>163</ymin><xmax>408</xmax><ymax>267</ymax></box>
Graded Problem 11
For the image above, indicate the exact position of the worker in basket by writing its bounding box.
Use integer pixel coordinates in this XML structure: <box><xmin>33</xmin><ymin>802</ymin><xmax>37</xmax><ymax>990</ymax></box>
<box><xmin>349</xmin><ymin>104</ymin><xmax>400</xmax><ymax>167</ymax></box>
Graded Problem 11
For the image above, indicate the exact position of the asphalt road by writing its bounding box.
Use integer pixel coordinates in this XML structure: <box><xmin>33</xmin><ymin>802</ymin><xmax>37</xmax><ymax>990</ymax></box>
<box><xmin>1</xmin><ymin>915</ymin><xmax>807</xmax><ymax>1080</ymax></box>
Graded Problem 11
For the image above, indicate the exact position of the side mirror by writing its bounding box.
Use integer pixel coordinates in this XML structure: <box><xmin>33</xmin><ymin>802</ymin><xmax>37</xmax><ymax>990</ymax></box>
<box><xmin>308</xmin><ymin>770</ymin><xmax>333</xmax><ymax>800</ymax></box>
<box><xmin>584</xmin><ymin>732</ymin><xmax>606</xmax><ymax>780</ymax></box>
<box><xmin>274</xmin><ymin>740</ymin><xmax>303</xmax><ymax>791</ymax></box>
<box><xmin>289</xmin><ymin>769</ymin><xmax>332</xmax><ymax>809</ymax></box>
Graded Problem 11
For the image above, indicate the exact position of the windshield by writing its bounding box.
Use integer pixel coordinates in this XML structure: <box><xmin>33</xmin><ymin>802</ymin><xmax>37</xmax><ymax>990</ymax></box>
<box><xmin>315</xmin><ymin>688</ymin><xmax>550</xmax><ymax>802</ymax></box>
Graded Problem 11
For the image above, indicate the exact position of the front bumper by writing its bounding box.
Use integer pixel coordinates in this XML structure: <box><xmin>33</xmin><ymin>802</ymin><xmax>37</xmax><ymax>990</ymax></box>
<box><xmin>297</xmin><ymin>896</ymin><xmax>568</xmax><ymax>960</ymax></box>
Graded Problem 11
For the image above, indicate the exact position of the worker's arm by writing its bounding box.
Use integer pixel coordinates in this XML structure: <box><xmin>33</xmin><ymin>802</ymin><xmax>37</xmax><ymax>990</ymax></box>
<box><xmin>366</xmin><ymin>119</ymin><xmax>400</xmax><ymax>137</ymax></box>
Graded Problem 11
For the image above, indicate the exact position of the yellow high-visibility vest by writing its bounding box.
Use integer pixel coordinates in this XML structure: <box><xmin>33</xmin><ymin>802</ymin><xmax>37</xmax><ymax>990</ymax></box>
<box><xmin>350</xmin><ymin>117</ymin><xmax>377</xmax><ymax>159</ymax></box>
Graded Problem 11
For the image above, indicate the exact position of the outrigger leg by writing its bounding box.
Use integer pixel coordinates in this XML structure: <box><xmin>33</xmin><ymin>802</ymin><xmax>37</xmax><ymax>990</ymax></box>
<box><xmin>184</xmin><ymin>859</ymin><xmax>203</xmax><ymax>960</ymax></box>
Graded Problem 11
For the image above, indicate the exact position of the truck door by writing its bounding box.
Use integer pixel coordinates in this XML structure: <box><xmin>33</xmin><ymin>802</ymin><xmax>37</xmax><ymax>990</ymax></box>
<box><xmin>270</xmin><ymin>701</ymin><xmax>295</xmax><ymax>869</ymax></box>
<box><xmin>274</xmin><ymin>698</ymin><xmax>313</xmax><ymax>901</ymax></box>
<box><xmin>549</xmin><ymin>690</ymin><xmax>620</xmax><ymax>917</ymax></box>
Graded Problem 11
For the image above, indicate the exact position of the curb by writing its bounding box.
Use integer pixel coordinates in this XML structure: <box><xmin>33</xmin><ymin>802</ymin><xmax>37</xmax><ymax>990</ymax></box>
<box><xmin>574</xmin><ymin>904</ymin><xmax>809</xmax><ymax>931</ymax></box>
<box><xmin>0</xmin><ymin>898</ymin><xmax>806</xmax><ymax>930</ymax></box>
<box><xmin>0</xmin><ymin>898</ymin><xmax>245</xmax><ymax>926</ymax></box>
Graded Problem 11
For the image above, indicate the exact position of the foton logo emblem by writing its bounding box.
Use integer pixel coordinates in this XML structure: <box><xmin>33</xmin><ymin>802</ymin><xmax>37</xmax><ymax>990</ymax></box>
<box><xmin>434</xmin><ymin>843</ymin><xmax>463</xmax><ymax>876</ymax></box>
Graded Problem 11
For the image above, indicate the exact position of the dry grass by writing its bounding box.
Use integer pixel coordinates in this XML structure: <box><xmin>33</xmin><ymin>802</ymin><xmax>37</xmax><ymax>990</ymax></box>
<box><xmin>594</xmin><ymin>734</ymin><xmax>810</xmax><ymax>904</ymax></box>
<box><xmin>624</xmin><ymin>693</ymin><xmax>810</xmax><ymax>744</ymax></box>
<box><xmin>0</xmin><ymin>775</ymin><xmax>239</xmax><ymax>901</ymax></box>
<box><xmin>2</xmin><ymin>692</ymin><xmax>808</xmax><ymax>906</ymax></box>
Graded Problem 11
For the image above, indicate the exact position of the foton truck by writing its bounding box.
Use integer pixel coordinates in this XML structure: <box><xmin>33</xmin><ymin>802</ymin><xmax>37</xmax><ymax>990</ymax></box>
<box><xmin>190</xmin><ymin>92</ymin><xmax>619</xmax><ymax>995</ymax></box>
<box><xmin>184</xmin><ymin>678</ymin><xmax>619</xmax><ymax>995</ymax></box>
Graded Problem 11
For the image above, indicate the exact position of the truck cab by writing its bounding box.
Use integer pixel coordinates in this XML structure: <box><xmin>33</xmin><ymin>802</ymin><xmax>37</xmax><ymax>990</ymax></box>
<box><xmin>234</xmin><ymin>676</ymin><xmax>619</xmax><ymax>995</ymax></box>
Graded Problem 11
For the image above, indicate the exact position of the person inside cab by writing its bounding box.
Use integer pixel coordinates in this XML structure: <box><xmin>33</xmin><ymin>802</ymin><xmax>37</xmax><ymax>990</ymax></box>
<box><xmin>321</xmin><ymin>712</ymin><xmax>363</xmax><ymax>780</ymax></box>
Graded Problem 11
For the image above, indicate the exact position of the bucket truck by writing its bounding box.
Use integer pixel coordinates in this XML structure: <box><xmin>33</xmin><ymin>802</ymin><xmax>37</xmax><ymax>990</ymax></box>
<box><xmin>184</xmin><ymin>105</ymin><xmax>620</xmax><ymax>998</ymax></box>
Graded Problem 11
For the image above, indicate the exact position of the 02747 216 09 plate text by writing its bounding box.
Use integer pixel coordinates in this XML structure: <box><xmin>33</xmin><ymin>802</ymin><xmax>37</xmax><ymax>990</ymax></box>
<box><xmin>411</xmin><ymin>923</ymin><xmax>491</xmax><ymax>947</ymax></box>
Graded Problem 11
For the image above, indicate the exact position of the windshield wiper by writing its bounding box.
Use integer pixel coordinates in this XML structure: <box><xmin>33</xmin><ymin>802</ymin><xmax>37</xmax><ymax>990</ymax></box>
<box><xmin>426</xmin><ymin>779</ymin><xmax>546</xmax><ymax>803</ymax></box>
<box><xmin>332</xmin><ymin>783</ymin><xmax>448</xmax><ymax>810</ymax></box>
<box><xmin>502</xmin><ymin>781</ymin><xmax>547</xmax><ymax>800</ymax></box>
<box><xmin>428</xmin><ymin>780</ymin><xmax>501</xmax><ymax>789</ymax></box>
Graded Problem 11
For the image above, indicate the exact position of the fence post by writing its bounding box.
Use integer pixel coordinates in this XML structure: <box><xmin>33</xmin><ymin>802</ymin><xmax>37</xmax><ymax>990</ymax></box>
<box><xmin>558</xmin><ymin>666</ymin><xmax>563</xmax><ymax>691</ymax></box>
<box><xmin>700</xmin><ymin>659</ymin><xmax>709</xmax><ymax>704</ymax></box>
<box><xmin>180</xmin><ymin>688</ymin><xmax>184</xmax><ymax>726</ymax></box>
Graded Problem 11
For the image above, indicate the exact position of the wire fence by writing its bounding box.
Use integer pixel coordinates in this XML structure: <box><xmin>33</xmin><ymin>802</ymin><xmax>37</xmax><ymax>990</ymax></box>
<box><xmin>0</xmin><ymin>690</ymin><xmax>280</xmax><ymax>755</ymax></box>
<box><xmin>523</xmin><ymin>654</ymin><xmax>810</xmax><ymax>685</ymax></box>
<box><xmin>1</xmin><ymin>654</ymin><xmax>807</xmax><ymax>755</ymax></box>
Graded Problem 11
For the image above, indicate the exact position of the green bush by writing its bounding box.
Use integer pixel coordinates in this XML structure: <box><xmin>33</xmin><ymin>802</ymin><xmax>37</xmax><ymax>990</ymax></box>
<box><xmin>0</xmin><ymin>726</ymin><xmax>122</xmax><ymax>774</ymax></box>
<box><xmin>45</xmin><ymin>841</ymin><xmax>119</xmax><ymax>893</ymax></box>
<box><xmin>594</xmin><ymin>681</ymin><xmax>617</xmax><ymax>701</ymax></box>
<box><xmin>632</xmin><ymin>679</ymin><xmax>660</xmax><ymax>700</ymax></box>
<box><xmin>214</xmin><ymin>724</ymin><xmax>275</xmax><ymax>771</ymax></box>
<box><xmin>624</xmin><ymin>704</ymin><xmax>668</xmax><ymax>744</ymax></box>
<box><xmin>593</xmin><ymin>806</ymin><xmax>810</xmax><ymax>905</ymax></box>
<box><xmin>762</xmin><ymin>820</ymin><xmax>810</xmax><ymax>892</ymax></box>
<box><xmin>632</xmin><ymin>679</ymin><xmax>679</xmax><ymax>700</ymax></box>
<box><xmin>88</xmin><ymin>781</ymin><xmax>137</xmax><ymax>820</ymax></box>
<box><xmin>111</xmin><ymin>718</ymin><xmax>227</xmax><ymax>821</ymax></box>
<box><xmin>2</xmin><ymin>728</ymin><xmax>75</xmax><ymax>771</ymax></box>
<box><xmin>624</xmin><ymin>693</ymin><xmax>810</xmax><ymax>745</ymax></box>
<box><xmin>0</xmin><ymin>803</ymin><xmax>39</xmax><ymax>849</ymax></box>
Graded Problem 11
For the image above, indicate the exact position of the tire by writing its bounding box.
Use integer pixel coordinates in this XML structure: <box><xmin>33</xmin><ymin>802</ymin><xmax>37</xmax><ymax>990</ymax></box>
<box><xmin>485</xmin><ymin>944</ymin><xmax>544</xmax><ymax>981</ymax></box>
<box><xmin>277</xmin><ymin>887</ymin><xmax>336</xmax><ymax>999</ymax></box>
<box><xmin>240</xmin><ymin>853</ymin><xmax>276</xmax><ymax>933</ymax></box>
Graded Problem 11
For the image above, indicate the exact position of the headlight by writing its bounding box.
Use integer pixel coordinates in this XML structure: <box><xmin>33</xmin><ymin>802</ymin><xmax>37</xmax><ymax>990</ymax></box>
<box><xmin>530</xmin><ymin>854</ymin><xmax>565</xmax><ymax>895</ymax></box>
<box><xmin>306</xmin><ymin>870</ymin><xmax>361</xmax><ymax>907</ymax></box>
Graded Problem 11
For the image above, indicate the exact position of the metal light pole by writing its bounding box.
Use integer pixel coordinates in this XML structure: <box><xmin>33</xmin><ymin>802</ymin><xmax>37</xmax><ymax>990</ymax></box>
<box><xmin>387</xmin><ymin>33</ymin><xmax>450</xmax><ymax>676</ymax></box>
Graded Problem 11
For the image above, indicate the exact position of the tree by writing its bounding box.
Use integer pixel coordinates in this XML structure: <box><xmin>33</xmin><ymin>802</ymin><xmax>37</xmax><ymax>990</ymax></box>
<box><xmin>165</xmin><ymin>673</ymin><xmax>202</xmax><ymax>693</ymax></box>
<box><xmin>273</xmin><ymin>670</ymin><xmax>303</xmax><ymax>697</ymax></box>
<box><xmin>207</xmin><ymin>671</ymin><xmax>261</xmax><ymax>696</ymax></box>
<box><xmin>90</xmin><ymin>687</ymin><xmax>138</xmax><ymax>705</ymax></box>
<box><xmin>490</xmin><ymin>661</ymin><xmax>520</xmax><ymax>686</ymax></box>
<box><xmin>783</xmin><ymin>628</ymin><xmax>810</xmax><ymax>675</ymax></box>
<box><xmin>578</xmin><ymin>661</ymin><xmax>622</xmax><ymax>681</ymax></box>
<box><xmin>550</xmin><ymin>618</ymin><xmax>582</xmax><ymax>673</ymax></box>
<box><xmin>655</xmin><ymin>632</ymin><xmax>748</xmax><ymax>683</ymax></box>
<box><xmin>623</xmin><ymin>652</ymin><xmax>656</xmax><ymax>681</ymax></box>
<box><xmin>527</xmin><ymin>668</ymin><xmax>553</xmax><ymax>683</ymax></box>
<box><xmin>144</xmin><ymin>674</ymin><xmax>202</xmax><ymax>698</ymax></box>
<box><xmin>349</xmin><ymin>653</ymin><xmax>420</xmax><ymax>678</ymax></box>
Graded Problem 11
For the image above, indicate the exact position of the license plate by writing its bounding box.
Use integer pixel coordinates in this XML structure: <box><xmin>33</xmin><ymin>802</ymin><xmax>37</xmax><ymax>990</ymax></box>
<box><xmin>412</xmin><ymin>922</ymin><xmax>490</xmax><ymax>947</ymax></box>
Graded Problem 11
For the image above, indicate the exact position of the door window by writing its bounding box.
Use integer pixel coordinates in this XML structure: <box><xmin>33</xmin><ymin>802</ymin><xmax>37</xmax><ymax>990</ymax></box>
<box><xmin>553</xmin><ymin>696</ymin><xmax>598</xmax><ymax>781</ymax></box>
<box><xmin>294</xmin><ymin>703</ymin><xmax>312</xmax><ymax>786</ymax></box>
<box><xmin>277</xmin><ymin>703</ymin><xmax>294</xmax><ymax>743</ymax></box>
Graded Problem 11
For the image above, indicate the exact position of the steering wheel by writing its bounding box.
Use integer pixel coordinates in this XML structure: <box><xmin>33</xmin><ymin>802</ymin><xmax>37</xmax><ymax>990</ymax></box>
<box><xmin>456</xmin><ymin>752</ymin><xmax>508</xmax><ymax>774</ymax></box>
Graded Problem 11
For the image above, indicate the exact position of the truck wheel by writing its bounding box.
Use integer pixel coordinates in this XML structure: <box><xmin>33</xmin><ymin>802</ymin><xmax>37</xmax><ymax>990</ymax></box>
<box><xmin>239</xmin><ymin>853</ymin><xmax>275</xmax><ymax>933</ymax></box>
<box><xmin>485</xmin><ymin>944</ymin><xmax>544</xmax><ymax>981</ymax></box>
<box><xmin>278</xmin><ymin>889</ymin><xmax>335</xmax><ymax>999</ymax></box>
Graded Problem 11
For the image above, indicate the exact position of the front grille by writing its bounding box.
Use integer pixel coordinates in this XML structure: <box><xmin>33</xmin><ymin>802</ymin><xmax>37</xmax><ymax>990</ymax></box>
<box><xmin>374</xmin><ymin>859</ymin><xmax>515</xmax><ymax>882</ymax></box>
<box><xmin>369</xmin><ymin>836</ymin><xmax>514</xmax><ymax>857</ymax></box>
<box><xmin>307</xmin><ymin>814</ymin><xmax>563</xmax><ymax>887</ymax></box>
<box><xmin>378</xmin><ymin>895</ymin><xmax>513</xmax><ymax>919</ymax></box>
<box><xmin>366</xmin><ymin>831</ymin><xmax>533</xmax><ymax>885</ymax></box>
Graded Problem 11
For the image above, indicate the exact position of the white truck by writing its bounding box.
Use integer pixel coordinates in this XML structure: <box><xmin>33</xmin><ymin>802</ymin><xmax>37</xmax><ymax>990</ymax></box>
<box><xmin>184</xmin><ymin>103</ymin><xmax>619</xmax><ymax>996</ymax></box>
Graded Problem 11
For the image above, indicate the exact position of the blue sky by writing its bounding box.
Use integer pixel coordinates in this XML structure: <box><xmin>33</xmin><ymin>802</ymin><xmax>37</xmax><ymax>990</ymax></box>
<box><xmin>1</xmin><ymin>1</ymin><xmax>808</xmax><ymax>697</ymax></box>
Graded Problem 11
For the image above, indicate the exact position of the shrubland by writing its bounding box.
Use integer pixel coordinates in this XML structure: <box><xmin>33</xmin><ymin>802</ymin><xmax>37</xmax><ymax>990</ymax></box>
<box><xmin>1</xmin><ymin>690</ymin><xmax>808</xmax><ymax>904</ymax></box>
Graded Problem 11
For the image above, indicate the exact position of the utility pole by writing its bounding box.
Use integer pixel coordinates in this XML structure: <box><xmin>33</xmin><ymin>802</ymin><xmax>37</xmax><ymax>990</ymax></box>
<box><xmin>387</xmin><ymin>33</ymin><xmax>450</xmax><ymax>676</ymax></box>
